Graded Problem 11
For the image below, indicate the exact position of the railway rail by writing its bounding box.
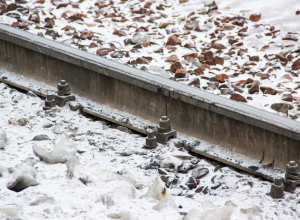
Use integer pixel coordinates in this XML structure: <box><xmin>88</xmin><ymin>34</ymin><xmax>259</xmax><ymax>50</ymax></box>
<box><xmin>1</xmin><ymin>23</ymin><xmax>300</xmax><ymax>181</ymax></box>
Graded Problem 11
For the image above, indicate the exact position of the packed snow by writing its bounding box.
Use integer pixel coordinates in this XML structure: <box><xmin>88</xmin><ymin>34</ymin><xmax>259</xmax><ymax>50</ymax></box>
<box><xmin>1</xmin><ymin>77</ymin><xmax>300</xmax><ymax>219</ymax></box>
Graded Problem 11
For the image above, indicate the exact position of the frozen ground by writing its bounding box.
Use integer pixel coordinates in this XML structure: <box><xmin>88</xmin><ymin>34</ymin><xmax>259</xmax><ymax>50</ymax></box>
<box><xmin>1</xmin><ymin>78</ymin><xmax>300</xmax><ymax>219</ymax></box>
<box><xmin>1</xmin><ymin>0</ymin><xmax>300</xmax><ymax>119</ymax></box>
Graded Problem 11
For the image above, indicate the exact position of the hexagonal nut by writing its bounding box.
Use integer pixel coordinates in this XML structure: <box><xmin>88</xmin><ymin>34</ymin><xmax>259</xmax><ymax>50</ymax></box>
<box><xmin>159</xmin><ymin>116</ymin><xmax>171</xmax><ymax>129</ymax></box>
<box><xmin>274</xmin><ymin>177</ymin><xmax>283</xmax><ymax>186</ymax></box>
<box><xmin>46</xmin><ymin>94</ymin><xmax>55</xmax><ymax>101</ymax></box>
<box><xmin>286</xmin><ymin>161</ymin><xmax>300</xmax><ymax>175</ymax></box>
<box><xmin>57</xmin><ymin>80</ymin><xmax>70</xmax><ymax>92</ymax></box>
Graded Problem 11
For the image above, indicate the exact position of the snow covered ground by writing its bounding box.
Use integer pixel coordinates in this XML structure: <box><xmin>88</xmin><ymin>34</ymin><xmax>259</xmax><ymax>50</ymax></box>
<box><xmin>1</xmin><ymin>76</ymin><xmax>300</xmax><ymax>219</ymax></box>
<box><xmin>1</xmin><ymin>0</ymin><xmax>300</xmax><ymax>119</ymax></box>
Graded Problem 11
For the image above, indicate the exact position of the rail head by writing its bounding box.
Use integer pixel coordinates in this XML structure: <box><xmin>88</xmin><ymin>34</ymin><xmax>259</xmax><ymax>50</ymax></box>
<box><xmin>0</xmin><ymin>23</ymin><xmax>300</xmax><ymax>141</ymax></box>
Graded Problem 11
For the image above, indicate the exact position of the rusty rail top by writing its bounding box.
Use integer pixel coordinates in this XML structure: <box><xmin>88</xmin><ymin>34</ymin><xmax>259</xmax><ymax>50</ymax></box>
<box><xmin>0</xmin><ymin>23</ymin><xmax>300</xmax><ymax>170</ymax></box>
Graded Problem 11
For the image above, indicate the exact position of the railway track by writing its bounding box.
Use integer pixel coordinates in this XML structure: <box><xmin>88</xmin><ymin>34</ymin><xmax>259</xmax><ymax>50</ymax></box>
<box><xmin>1</xmin><ymin>23</ymin><xmax>300</xmax><ymax>180</ymax></box>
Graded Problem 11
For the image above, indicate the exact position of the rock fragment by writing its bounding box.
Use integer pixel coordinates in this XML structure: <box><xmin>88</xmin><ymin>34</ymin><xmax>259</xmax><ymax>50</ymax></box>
<box><xmin>282</xmin><ymin>35</ymin><xmax>298</xmax><ymax>41</ymax></box>
<box><xmin>198</xmin><ymin>54</ymin><xmax>205</xmax><ymax>62</ymax></box>
<box><xmin>260</xmin><ymin>86</ymin><xmax>277</xmax><ymax>95</ymax></box>
<box><xmin>186</xmin><ymin>177</ymin><xmax>197</xmax><ymax>189</ymax></box>
<box><xmin>188</xmin><ymin>78</ymin><xmax>200</xmax><ymax>88</ymax></box>
<box><xmin>191</xmin><ymin>168</ymin><xmax>209</xmax><ymax>179</ymax></box>
<box><xmin>248</xmin><ymin>83</ymin><xmax>259</xmax><ymax>94</ymax></box>
<box><xmin>194</xmin><ymin>67</ymin><xmax>204</xmax><ymax>75</ymax></box>
<box><xmin>271</xmin><ymin>103</ymin><xmax>293</xmax><ymax>113</ymax></box>
<box><xmin>220</xmin><ymin>88</ymin><xmax>233</xmax><ymax>95</ymax></box>
<box><xmin>136</xmin><ymin>57</ymin><xmax>150</xmax><ymax>64</ymax></box>
<box><xmin>31</xmin><ymin>134</ymin><xmax>51</xmax><ymax>141</ymax></box>
<box><xmin>96</xmin><ymin>48</ymin><xmax>114</xmax><ymax>56</ymax></box>
<box><xmin>166</xmin><ymin>35</ymin><xmax>182</xmax><ymax>46</ymax></box>
<box><xmin>166</xmin><ymin>55</ymin><xmax>180</xmax><ymax>63</ymax></box>
<box><xmin>205</xmin><ymin>51</ymin><xmax>214</xmax><ymax>62</ymax></box>
<box><xmin>214</xmin><ymin>56</ymin><xmax>224</xmax><ymax>65</ymax></box>
<box><xmin>276</xmin><ymin>54</ymin><xmax>288</xmax><ymax>63</ymax></box>
<box><xmin>282</xmin><ymin>94</ymin><xmax>293</xmax><ymax>102</ymax></box>
<box><xmin>211</xmin><ymin>43</ymin><xmax>226</xmax><ymax>49</ymax></box>
<box><xmin>214</xmin><ymin>73</ymin><xmax>228</xmax><ymax>83</ymax></box>
<box><xmin>28</xmin><ymin>13</ymin><xmax>40</xmax><ymax>23</ymax></box>
<box><xmin>207</xmin><ymin>1</ymin><xmax>218</xmax><ymax>12</ymax></box>
<box><xmin>292</xmin><ymin>59</ymin><xmax>300</xmax><ymax>70</ymax></box>
<box><xmin>170</xmin><ymin>62</ymin><xmax>183</xmax><ymax>73</ymax></box>
<box><xmin>249</xmin><ymin>56</ymin><xmax>259</xmax><ymax>62</ymax></box>
<box><xmin>183</xmin><ymin>53</ymin><xmax>198</xmax><ymax>62</ymax></box>
<box><xmin>249</xmin><ymin>13</ymin><xmax>261</xmax><ymax>22</ymax></box>
<box><xmin>112</xmin><ymin>30</ymin><xmax>126</xmax><ymax>36</ymax></box>
<box><xmin>230</xmin><ymin>93</ymin><xmax>247</xmax><ymax>102</ymax></box>
<box><xmin>175</xmin><ymin>69</ymin><xmax>186</xmax><ymax>78</ymax></box>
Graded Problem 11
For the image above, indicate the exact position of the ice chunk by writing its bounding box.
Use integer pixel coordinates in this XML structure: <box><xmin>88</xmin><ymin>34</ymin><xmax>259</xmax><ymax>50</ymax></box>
<box><xmin>30</xmin><ymin>195</ymin><xmax>56</xmax><ymax>206</ymax></box>
<box><xmin>65</xmin><ymin>155</ymin><xmax>81</xmax><ymax>178</ymax></box>
<box><xmin>7</xmin><ymin>158</ymin><xmax>38</xmax><ymax>192</ymax></box>
<box><xmin>184</xmin><ymin>200</ymin><xmax>234</xmax><ymax>220</ymax></box>
<box><xmin>65</xmin><ymin>156</ymin><xmax>136</xmax><ymax>185</ymax></box>
<box><xmin>33</xmin><ymin>137</ymin><xmax>77</xmax><ymax>164</ymax></box>
<box><xmin>132</xmin><ymin>34</ymin><xmax>151</xmax><ymax>44</ymax></box>
<box><xmin>0</xmin><ymin>127</ymin><xmax>7</xmax><ymax>143</ymax></box>
<box><xmin>102</xmin><ymin>185</ymin><xmax>136</xmax><ymax>208</ymax></box>
<box><xmin>53</xmin><ymin>123</ymin><xmax>61</xmax><ymax>134</ymax></box>
<box><xmin>0</xmin><ymin>205</ymin><xmax>23</xmax><ymax>217</ymax></box>
<box><xmin>148</xmin><ymin>66</ymin><xmax>170</xmax><ymax>78</ymax></box>
<box><xmin>0</xmin><ymin>127</ymin><xmax>7</xmax><ymax>149</ymax></box>
<box><xmin>144</xmin><ymin>177</ymin><xmax>177</xmax><ymax>210</ymax></box>
<box><xmin>240</xmin><ymin>205</ymin><xmax>263</xmax><ymax>217</ymax></box>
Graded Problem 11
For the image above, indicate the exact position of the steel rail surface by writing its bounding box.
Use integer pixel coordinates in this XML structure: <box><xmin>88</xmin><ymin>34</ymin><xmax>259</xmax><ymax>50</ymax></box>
<box><xmin>0</xmin><ymin>23</ymin><xmax>299</xmax><ymax>169</ymax></box>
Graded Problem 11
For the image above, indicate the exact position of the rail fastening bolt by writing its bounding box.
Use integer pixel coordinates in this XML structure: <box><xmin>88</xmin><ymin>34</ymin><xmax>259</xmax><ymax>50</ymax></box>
<box><xmin>159</xmin><ymin>116</ymin><xmax>171</xmax><ymax>131</ymax></box>
<box><xmin>144</xmin><ymin>131</ymin><xmax>158</xmax><ymax>149</ymax></box>
<box><xmin>274</xmin><ymin>177</ymin><xmax>283</xmax><ymax>186</ymax></box>
<box><xmin>270</xmin><ymin>176</ymin><xmax>284</xmax><ymax>199</ymax></box>
<box><xmin>286</xmin><ymin>161</ymin><xmax>299</xmax><ymax>175</ymax></box>
<box><xmin>46</xmin><ymin>94</ymin><xmax>54</xmax><ymax>101</ymax></box>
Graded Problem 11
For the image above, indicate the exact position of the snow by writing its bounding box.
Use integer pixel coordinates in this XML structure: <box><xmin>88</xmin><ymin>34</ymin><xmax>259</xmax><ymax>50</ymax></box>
<box><xmin>184</xmin><ymin>200</ymin><xmax>234</xmax><ymax>220</ymax></box>
<box><xmin>1</xmin><ymin>75</ymin><xmax>300</xmax><ymax>219</ymax></box>
<box><xmin>1</xmin><ymin>0</ymin><xmax>300</xmax><ymax>219</ymax></box>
